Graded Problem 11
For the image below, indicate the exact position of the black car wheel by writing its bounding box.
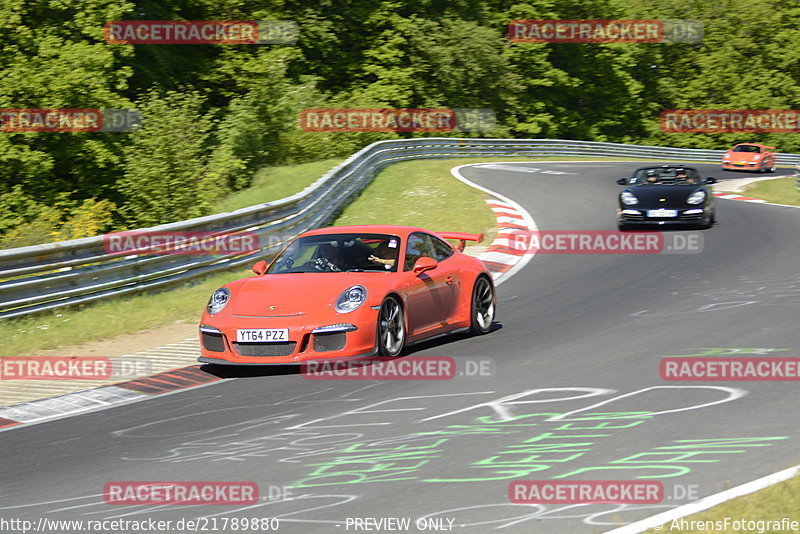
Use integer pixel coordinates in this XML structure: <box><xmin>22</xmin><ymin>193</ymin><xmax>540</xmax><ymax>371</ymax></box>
<box><xmin>377</xmin><ymin>296</ymin><xmax>405</xmax><ymax>356</ymax></box>
<box><xmin>470</xmin><ymin>276</ymin><xmax>495</xmax><ymax>335</ymax></box>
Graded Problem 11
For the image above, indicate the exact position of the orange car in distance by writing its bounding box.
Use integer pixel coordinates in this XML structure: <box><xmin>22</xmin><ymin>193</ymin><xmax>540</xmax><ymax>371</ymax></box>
<box><xmin>721</xmin><ymin>143</ymin><xmax>777</xmax><ymax>173</ymax></box>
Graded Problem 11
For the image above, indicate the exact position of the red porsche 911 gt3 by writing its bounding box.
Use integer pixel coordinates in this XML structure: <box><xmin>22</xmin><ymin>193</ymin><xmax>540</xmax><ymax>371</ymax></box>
<box><xmin>198</xmin><ymin>225</ymin><xmax>496</xmax><ymax>365</ymax></box>
<box><xmin>721</xmin><ymin>143</ymin><xmax>776</xmax><ymax>173</ymax></box>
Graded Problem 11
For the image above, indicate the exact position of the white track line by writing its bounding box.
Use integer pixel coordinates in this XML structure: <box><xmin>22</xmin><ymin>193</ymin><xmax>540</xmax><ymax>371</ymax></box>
<box><xmin>605</xmin><ymin>462</ymin><xmax>800</xmax><ymax>533</ymax></box>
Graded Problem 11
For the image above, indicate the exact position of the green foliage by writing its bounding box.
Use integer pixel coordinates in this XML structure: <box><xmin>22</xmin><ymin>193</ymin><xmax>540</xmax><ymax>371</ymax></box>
<box><xmin>117</xmin><ymin>90</ymin><xmax>224</xmax><ymax>226</ymax></box>
<box><xmin>0</xmin><ymin>186</ymin><xmax>116</xmax><ymax>248</ymax></box>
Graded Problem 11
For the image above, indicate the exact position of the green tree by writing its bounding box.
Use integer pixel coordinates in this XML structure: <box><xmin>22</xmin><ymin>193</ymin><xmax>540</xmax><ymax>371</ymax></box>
<box><xmin>118</xmin><ymin>90</ymin><xmax>224</xmax><ymax>226</ymax></box>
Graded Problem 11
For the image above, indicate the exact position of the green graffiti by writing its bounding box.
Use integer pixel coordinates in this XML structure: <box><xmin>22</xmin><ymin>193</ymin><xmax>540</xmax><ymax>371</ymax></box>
<box><xmin>552</xmin><ymin>436</ymin><xmax>788</xmax><ymax>479</ymax></box>
<box><xmin>291</xmin><ymin>439</ymin><xmax>448</xmax><ymax>487</ymax></box>
<box><xmin>290</xmin><ymin>392</ymin><xmax>789</xmax><ymax>488</ymax></box>
<box><xmin>335</xmin><ymin>438</ymin><xmax>448</xmax><ymax>456</ymax></box>
<box><xmin>410</xmin><ymin>413</ymin><xmax>562</xmax><ymax>437</ymax></box>
<box><xmin>293</xmin><ymin>460</ymin><xmax>428</xmax><ymax>487</ymax></box>
<box><xmin>419</xmin><ymin>423</ymin><xmax>646</xmax><ymax>483</ymax></box>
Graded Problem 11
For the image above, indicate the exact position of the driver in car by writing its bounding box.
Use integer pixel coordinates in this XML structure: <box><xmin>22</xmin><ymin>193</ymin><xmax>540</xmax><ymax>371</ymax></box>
<box><xmin>677</xmin><ymin>170</ymin><xmax>699</xmax><ymax>184</ymax></box>
<box><xmin>315</xmin><ymin>243</ymin><xmax>342</xmax><ymax>271</ymax></box>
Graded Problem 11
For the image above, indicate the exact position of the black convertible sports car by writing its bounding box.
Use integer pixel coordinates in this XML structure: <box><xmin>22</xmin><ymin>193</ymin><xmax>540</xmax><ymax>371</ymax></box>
<box><xmin>616</xmin><ymin>165</ymin><xmax>717</xmax><ymax>230</ymax></box>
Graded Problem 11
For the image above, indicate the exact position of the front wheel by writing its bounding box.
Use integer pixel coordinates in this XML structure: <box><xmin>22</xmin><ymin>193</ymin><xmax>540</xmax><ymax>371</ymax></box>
<box><xmin>470</xmin><ymin>276</ymin><xmax>495</xmax><ymax>335</ymax></box>
<box><xmin>700</xmin><ymin>211</ymin><xmax>716</xmax><ymax>229</ymax></box>
<box><xmin>377</xmin><ymin>296</ymin><xmax>405</xmax><ymax>356</ymax></box>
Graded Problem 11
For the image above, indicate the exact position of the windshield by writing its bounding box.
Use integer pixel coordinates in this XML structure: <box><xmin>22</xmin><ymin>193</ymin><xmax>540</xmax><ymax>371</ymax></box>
<box><xmin>267</xmin><ymin>233</ymin><xmax>401</xmax><ymax>273</ymax></box>
<box><xmin>629</xmin><ymin>167</ymin><xmax>703</xmax><ymax>185</ymax></box>
<box><xmin>733</xmin><ymin>145</ymin><xmax>761</xmax><ymax>153</ymax></box>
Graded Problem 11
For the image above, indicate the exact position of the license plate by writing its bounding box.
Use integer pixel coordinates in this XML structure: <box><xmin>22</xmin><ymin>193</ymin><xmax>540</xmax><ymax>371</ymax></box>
<box><xmin>237</xmin><ymin>329</ymin><xmax>289</xmax><ymax>342</ymax></box>
<box><xmin>647</xmin><ymin>209</ymin><xmax>678</xmax><ymax>217</ymax></box>
<box><xmin>734</xmin><ymin>162</ymin><xmax>745</xmax><ymax>166</ymax></box>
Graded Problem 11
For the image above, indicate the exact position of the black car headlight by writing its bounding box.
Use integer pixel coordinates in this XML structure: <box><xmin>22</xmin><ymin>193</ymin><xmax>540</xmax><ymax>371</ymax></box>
<box><xmin>687</xmin><ymin>190</ymin><xmax>706</xmax><ymax>205</ymax></box>
<box><xmin>207</xmin><ymin>287</ymin><xmax>230</xmax><ymax>315</ymax></box>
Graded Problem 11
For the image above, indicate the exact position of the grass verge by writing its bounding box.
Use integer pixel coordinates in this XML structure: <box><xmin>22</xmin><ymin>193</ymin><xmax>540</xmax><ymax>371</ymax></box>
<box><xmin>1</xmin><ymin>155</ymin><xmax>698</xmax><ymax>356</ymax></box>
<box><xmin>0</xmin><ymin>268</ymin><xmax>250</xmax><ymax>356</ymax></box>
<box><xmin>743</xmin><ymin>176</ymin><xmax>800</xmax><ymax>206</ymax></box>
<box><xmin>643</xmin><ymin>472</ymin><xmax>800</xmax><ymax>533</ymax></box>
<box><xmin>332</xmin><ymin>158</ymin><xmax>497</xmax><ymax>235</ymax></box>
<box><xmin>214</xmin><ymin>158</ymin><xmax>343</xmax><ymax>213</ymax></box>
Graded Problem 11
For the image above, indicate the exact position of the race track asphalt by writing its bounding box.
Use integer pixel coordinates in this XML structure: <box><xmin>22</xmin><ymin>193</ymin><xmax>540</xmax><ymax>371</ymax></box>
<box><xmin>1</xmin><ymin>162</ymin><xmax>799</xmax><ymax>534</ymax></box>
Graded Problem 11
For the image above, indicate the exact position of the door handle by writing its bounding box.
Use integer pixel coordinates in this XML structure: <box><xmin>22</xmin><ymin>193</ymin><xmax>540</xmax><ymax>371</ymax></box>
<box><xmin>446</xmin><ymin>275</ymin><xmax>454</xmax><ymax>285</ymax></box>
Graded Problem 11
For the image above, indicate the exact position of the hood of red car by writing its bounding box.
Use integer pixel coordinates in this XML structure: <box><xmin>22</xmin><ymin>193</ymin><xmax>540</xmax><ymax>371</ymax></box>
<box><xmin>230</xmin><ymin>273</ymin><xmax>385</xmax><ymax>316</ymax></box>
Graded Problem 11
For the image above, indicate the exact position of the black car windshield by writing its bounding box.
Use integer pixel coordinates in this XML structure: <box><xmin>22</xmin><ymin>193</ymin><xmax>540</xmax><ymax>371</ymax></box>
<box><xmin>267</xmin><ymin>233</ymin><xmax>401</xmax><ymax>273</ymax></box>
<box><xmin>733</xmin><ymin>145</ymin><xmax>761</xmax><ymax>153</ymax></box>
<box><xmin>629</xmin><ymin>167</ymin><xmax>702</xmax><ymax>185</ymax></box>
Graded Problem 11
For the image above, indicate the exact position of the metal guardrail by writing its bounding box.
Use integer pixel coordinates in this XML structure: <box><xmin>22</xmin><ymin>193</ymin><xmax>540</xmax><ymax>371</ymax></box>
<box><xmin>796</xmin><ymin>163</ymin><xmax>800</xmax><ymax>192</ymax></box>
<box><xmin>3</xmin><ymin>138</ymin><xmax>800</xmax><ymax>319</ymax></box>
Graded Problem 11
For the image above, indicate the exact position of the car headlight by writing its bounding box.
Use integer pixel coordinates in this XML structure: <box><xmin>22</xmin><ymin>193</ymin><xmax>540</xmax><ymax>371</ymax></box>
<box><xmin>207</xmin><ymin>287</ymin><xmax>230</xmax><ymax>315</ymax></box>
<box><xmin>335</xmin><ymin>285</ymin><xmax>367</xmax><ymax>313</ymax></box>
<box><xmin>687</xmin><ymin>190</ymin><xmax>706</xmax><ymax>205</ymax></box>
<box><xmin>620</xmin><ymin>191</ymin><xmax>638</xmax><ymax>205</ymax></box>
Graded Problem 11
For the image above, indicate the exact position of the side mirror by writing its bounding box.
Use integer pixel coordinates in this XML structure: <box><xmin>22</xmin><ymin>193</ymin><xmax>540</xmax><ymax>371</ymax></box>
<box><xmin>251</xmin><ymin>260</ymin><xmax>267</xmax><ymax>275</ymax></box>
<box><xmin>705</xmin><ymin>177</ymin><xmax>717</xmax><ymax>184</ymax></box>
<box><xmin>616</xmin><ymin>178</ymin><xmax>628</xmax><ymax>185</ymax></box>
<box><xmin>412</xmin><ymin>256</ymin><xmax>438</xmax><ymax>274</ymax></box>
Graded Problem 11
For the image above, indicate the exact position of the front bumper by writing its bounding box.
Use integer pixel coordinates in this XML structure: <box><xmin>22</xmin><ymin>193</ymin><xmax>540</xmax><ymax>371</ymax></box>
<box><xmin>198</xmin><ymin>307</ymin><xmax>380</xmax><ymax>365</ymax></box>
<box><xmin>618</xmin><ymin>207</ymin><xmax>709</xmax><ymax>225</ymax></box>
<box><xmin>722</xmin><ymin>161</ymin><xmax>761</xmax><ymax>171</ymax></box>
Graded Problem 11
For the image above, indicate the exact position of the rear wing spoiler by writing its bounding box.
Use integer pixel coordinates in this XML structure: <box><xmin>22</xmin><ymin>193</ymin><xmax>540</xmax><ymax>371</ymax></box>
<box><xmin>437</xmin><ymin>231</ymin><xmax>484</xmax><ymax>252</ymax></box>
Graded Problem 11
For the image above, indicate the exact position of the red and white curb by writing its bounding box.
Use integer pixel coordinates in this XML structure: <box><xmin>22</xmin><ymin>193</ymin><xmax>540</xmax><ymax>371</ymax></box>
<box><xmin>450</xmin><ymin>164</ymin><xmax>537</xmax><ymax>286</ymax></box>
<box><xmin>713</xmin><ymin>192</ymin><xmax>766</xmax><ymax>203</ymax></box>
<box><xmin>478</xmin><ymin>199</ymin><xmax>531</xmax><ymax>280</ymax></box>
<box><xmin>0</xmin><ymin>343</ymin><xmax>219</xmax><ymax>431</ymax></box>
